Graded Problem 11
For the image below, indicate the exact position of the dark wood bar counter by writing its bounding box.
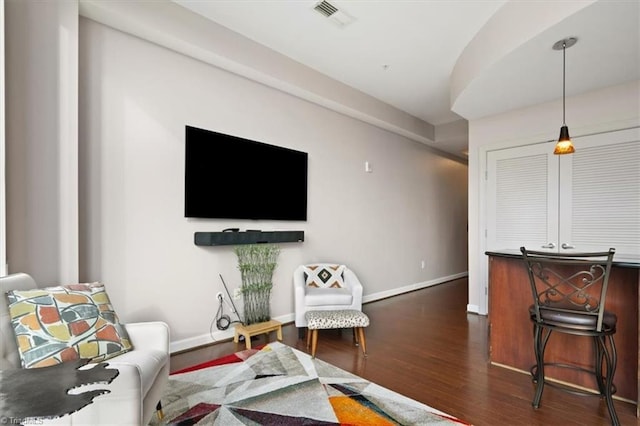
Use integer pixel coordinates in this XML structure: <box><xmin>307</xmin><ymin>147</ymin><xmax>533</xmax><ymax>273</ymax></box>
<box><xmin>486</xmin><ymin>250</ymin><xmax>640</xmax><ymax>416</ymax></box>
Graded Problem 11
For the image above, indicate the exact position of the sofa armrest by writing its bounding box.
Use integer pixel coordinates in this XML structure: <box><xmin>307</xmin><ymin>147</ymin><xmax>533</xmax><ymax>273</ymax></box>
<box><xmin>124</xmin><ymin>321</ymin><xmax>170</xmax><ymax>354</ymax></box>
<box><xmin>0</xmin><ymin>357</ymin><xmax>16</xmax><ymax>370</ymax></box>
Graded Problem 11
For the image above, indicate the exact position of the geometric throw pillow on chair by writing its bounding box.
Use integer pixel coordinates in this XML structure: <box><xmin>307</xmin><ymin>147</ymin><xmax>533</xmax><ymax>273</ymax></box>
<box><xmin>6</xmin><ymin>282</ymin><xmax>132</xmax><ymax>368</ymax></box>
<box><xmin>303</xmin><ymin>264</ymin><xmax>346</xmax><ymax>288</ymax></box>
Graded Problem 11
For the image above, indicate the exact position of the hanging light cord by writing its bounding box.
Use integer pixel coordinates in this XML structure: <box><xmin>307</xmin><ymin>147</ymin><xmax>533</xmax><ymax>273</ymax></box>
<box><xmin>562</xmin><ymin>40</ymin><xmax>567</xmax><ymax>126</ymax></box>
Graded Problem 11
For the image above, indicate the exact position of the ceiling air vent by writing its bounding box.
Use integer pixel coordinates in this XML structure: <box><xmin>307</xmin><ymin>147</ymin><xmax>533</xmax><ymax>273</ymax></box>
<box><xmin>313</xmin><ymin>0</ymin><xmax>355</xmax><ymax>27</ymax></box>
<box><xmin>314</xmin><ymin>0</ymin><xmax>338</xmax><ymax>17</ymax></box>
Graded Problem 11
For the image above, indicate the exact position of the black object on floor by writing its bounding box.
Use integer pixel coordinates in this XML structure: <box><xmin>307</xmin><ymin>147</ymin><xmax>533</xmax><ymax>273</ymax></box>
<box><xmin>0</xmin><ymin>359</ymin><xmax>118</xmax><ymax>421</ymax></box>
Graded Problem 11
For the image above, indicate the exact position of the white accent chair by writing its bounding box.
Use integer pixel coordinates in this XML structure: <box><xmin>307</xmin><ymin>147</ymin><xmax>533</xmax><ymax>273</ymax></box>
<box><xmin>293</xmin><ymin>263</ymin><xmax>364</xmax><ymax>337</ymax></box>
<box><xmin>0</xmin><ymin>272</ymin><xmax>170</xmax><ymax>425</ymax></box>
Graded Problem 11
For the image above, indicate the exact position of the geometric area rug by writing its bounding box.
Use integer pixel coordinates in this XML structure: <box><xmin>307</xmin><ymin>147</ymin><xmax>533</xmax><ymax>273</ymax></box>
<box><xmin>149</xmin><ymin>341</ymin><xmax>471</xmax><ymax>425</ymax></box>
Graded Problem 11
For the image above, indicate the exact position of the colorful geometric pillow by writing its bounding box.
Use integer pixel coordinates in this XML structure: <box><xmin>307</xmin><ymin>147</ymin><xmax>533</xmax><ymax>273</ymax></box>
<box><xmin>6</xmin><ymin>283</ymin><xmax>133</xmax><ymax>369</ymax></box>
<box><xmin>303</xmin><ymin>264</ymin><xmax>346</xmax><ymax>288</ymax></box>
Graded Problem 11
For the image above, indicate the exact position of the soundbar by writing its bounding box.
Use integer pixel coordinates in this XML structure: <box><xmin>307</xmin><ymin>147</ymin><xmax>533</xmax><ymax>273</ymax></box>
<box><xmin>194</xmin><ymin>230</ymin><xmax>304</xmax><ymax>246</ymax></box>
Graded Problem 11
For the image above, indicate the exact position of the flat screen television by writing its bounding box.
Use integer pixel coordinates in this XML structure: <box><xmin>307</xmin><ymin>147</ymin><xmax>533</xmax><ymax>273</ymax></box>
<box><xmin>184</xmin><ymin>125</ymin><xmax>308</xmax><ymax>221</ymax></box>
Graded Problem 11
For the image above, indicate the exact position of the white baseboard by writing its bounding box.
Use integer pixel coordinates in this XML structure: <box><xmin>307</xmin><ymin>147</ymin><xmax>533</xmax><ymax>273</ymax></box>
<box><xmin>170</xmin><ymin>272</ymin><xmax>468</xmax><ymax>354</ymax></box>
<box><xmin>362</xmin><ymin>271</ymin><xmax>468</xmax><ymax>303</ymax></box>
<box><xmin>466</xmin><ymin>304</ymin><xmax>480</xmax><ymax>314</ymax></box>
<box><xmin>170</xmin><ymin>312</ymin><xmax>295</xmax><ymax>354</ymax></box>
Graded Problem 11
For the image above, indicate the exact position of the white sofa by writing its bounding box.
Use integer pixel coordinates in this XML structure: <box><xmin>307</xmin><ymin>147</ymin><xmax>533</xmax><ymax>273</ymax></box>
<box><xmin>293</xmin><ymin>263</ymin><xmax>364</xmax><ymax>330</ymax></box>
<box><xmin>0</xmin><ymin>272</ymin><xmax>170</xmax><ymax>425</ymax></box>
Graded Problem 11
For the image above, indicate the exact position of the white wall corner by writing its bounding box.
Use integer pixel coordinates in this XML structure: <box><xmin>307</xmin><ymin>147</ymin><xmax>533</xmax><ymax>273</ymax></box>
<box><xmin>0</xmin><ymin>0</ymin><xmax>6</xmax><ymax>277</ymax></box>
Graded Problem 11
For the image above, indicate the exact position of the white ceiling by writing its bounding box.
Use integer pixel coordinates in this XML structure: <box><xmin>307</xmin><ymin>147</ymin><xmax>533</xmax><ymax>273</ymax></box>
<box><xmin>171</xmin><ymin>0</ymin><xmax>639</xmax><ymax>158</ymax></box>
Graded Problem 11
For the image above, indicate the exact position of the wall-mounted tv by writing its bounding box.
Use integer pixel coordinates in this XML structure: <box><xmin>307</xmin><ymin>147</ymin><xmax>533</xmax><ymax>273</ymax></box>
<box><xmin>184</xmin><ymin>125</ymin><xmax>308</xmax><ymax>221</ymax></box>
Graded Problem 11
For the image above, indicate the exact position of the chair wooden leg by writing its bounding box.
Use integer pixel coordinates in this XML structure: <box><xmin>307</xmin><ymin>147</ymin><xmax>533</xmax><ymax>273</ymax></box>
<box><xmin>357</xmin><ymin>327</ymin><xmax>367</xmax><ymax>356</ymax></box>
<box><xmin>156</xmin><ymin>401</ymin><xmax>164</xmax><ymax>420</ymax></box>
<box><xmin>311</xmin><ymin>329</ymin><xmax>318</xmax><ymax>358</ymax></box>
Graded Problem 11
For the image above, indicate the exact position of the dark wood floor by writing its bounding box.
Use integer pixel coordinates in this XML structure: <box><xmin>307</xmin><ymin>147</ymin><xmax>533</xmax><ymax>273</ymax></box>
<box><xmin>171</xmin><ymin>278</ymin><xmax>637</xmax><ymax>425</ymax></box>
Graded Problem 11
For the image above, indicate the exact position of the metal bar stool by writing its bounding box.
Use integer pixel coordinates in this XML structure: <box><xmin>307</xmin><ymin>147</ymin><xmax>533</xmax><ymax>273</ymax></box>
<box><xmin>520</xmin><ymin>247</ymin><xmax>619</xmax><ymax>425</ymax></box>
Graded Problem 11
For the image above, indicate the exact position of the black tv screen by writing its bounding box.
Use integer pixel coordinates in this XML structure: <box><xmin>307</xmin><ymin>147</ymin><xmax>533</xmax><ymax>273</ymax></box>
<box><xmin>184</xmin><ymin>125</ymin><xmax>308</xmax><ymax>221</ymax></box>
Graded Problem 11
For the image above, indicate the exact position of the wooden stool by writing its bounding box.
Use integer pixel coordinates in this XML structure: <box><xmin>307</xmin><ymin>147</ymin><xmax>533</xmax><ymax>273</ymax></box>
<box><xmin>305</xmin><ymin>309</ymin><xmax>369</xmax><ymax>358</ymax></box>
<box><xmin>233</xmin><ymin>319</ymin><xmax>283</xmax><ymax>350</ymax></box>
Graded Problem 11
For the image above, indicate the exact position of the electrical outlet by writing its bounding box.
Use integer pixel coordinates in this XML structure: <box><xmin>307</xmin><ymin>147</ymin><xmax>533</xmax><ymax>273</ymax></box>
<box><xmin>421</xmin><ymin>260</ymin><xmax>426</xmax><ymax>269</ymax></box>
<box><xmin>216</xmin><ymin>292</ymin><xmax>224</xmax><ymax>301</ymax></box>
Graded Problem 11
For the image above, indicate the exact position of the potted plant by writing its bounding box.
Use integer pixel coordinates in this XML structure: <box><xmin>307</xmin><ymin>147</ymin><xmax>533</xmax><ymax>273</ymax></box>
<box><xmin>234</xmin><ymin>244</ymin><xmax>280</xmax><ymax>325</ymax></box>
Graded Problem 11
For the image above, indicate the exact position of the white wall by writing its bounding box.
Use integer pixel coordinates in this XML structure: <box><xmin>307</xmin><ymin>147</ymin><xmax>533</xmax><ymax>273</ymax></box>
<box><xmin>467</xmin><ymin>80</ymin><xmax>640</xmax><ymax>314</ymax></box>
<box><xmin>77</xmin><ymin>18</ymin><xmax>468</xmax><ymax>351</ymax></box>
<box><xmin>3</xmin><ymin>2</ymin><xmax>468</xmax><ymax>353</ymax></box>
<box><xmin>4</xmin><ymin>0</ymin><xmax>79</xmax><ymax>284</ymax></box>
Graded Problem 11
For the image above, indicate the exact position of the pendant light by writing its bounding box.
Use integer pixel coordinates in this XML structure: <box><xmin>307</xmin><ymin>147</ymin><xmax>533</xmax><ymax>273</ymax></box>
<box><xmin>553</xmin><ymin>37</ymin><xmax>577</xmax><ymax>155</ymax></box>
